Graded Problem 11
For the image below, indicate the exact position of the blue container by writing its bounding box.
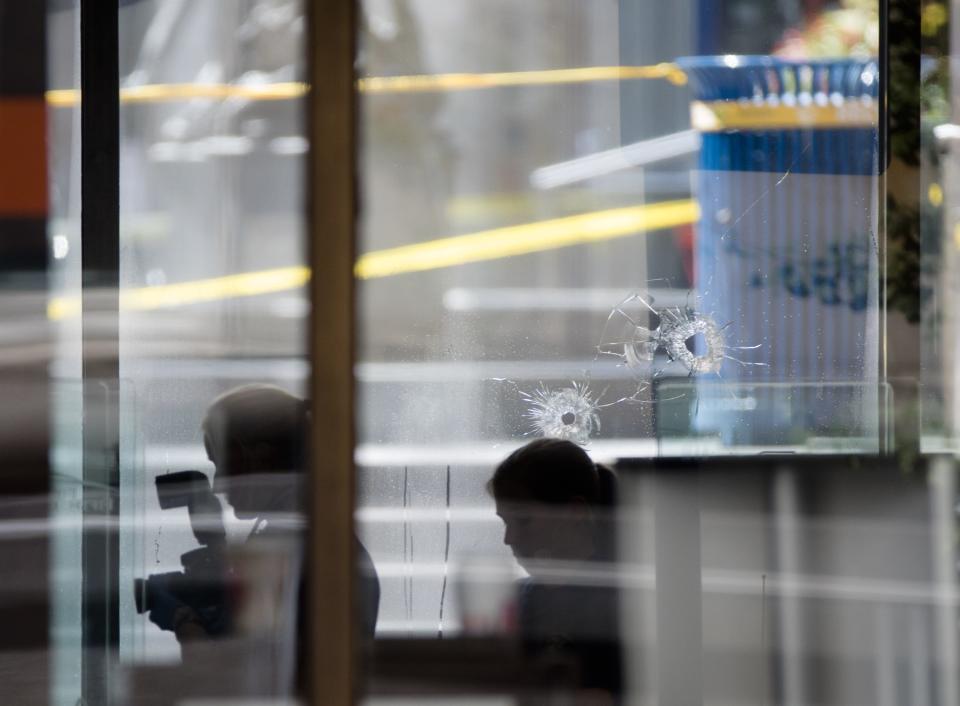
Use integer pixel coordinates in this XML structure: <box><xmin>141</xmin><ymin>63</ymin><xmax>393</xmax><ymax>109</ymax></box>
<box><xmin>674</xmin><ymin>56</ymin><xmax>881</xmax><ymax>445</ymax></box>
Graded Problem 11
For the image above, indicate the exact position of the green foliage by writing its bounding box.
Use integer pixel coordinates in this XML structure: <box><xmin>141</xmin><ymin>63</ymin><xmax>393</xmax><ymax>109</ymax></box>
<box><xmin>774</xmin><ymin>0</ymin><xmax>879</xmax><ymax>57</ymax></box>
<box><xmin>886</xmin><ymin>194</ymin><xmax>921</xmax><ymax>323</ymax></box>
<box><xmin>889</xmin><ymin>0</ymin><xmax>921</xmax><ymax>166</ymax></box>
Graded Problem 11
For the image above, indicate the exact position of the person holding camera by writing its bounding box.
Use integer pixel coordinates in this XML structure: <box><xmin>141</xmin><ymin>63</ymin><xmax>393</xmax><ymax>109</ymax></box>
<box><xmin>145</xmin><ymin>384</ymin><xmax>380</xmax><ymax>696</ymax></box>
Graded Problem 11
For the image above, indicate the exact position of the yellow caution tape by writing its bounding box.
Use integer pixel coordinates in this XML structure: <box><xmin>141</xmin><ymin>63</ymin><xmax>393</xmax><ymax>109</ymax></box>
<box><xmin>357</xmin><ymin>64</ymin><xmax>687</xmax><ymax>93</ymax></box>
<box><xmin>355</xmin><ymin>199</ymin><xmax>699</xmax><ymax>279</ymax></box>
<box><xmin>46</xmin><ymin>63</ymin><xmax>687</xmax><ymax>107</ymax></box>
<box><xmin>47</xmin><ymin>199</ymin><xmax>699</xmax><ymax>319</ymax></box>
<box><xmin>690</xmin><ymin>99</ymin><xmax>878</xmax><ymax>132</ymax></box>
<box><xmin>48</xmin><ymin>266</ymin><xmax>310</xmax><ymax>321</ymax></box>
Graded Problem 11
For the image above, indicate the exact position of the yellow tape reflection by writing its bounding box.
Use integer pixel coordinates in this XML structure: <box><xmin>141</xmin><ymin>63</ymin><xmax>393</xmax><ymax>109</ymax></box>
<box><xmin>47</xmin><ymin>266</ymin><xmax>310</xmax><ymax>321</ymax></box>
<box><xmin>358</xmin><ymin>64</ymin><xmax>687</xmax><ymax>93</ymax></box>
<box><xmin>46</xmin><ymin>64</ymin><xmax>686</xmax><ymax>107</ymax></box>
<box><xmin>47</xmin><ymin>199</ymin><xmax>699</xmax><ymax>320</ymax></box>
<box><xmin>46</xmin><ymin>82</ymin><xmax>309</xmax><ymax>108</ymax></box>
<box><xmin>354</xmin><ymin>199</ymin><xmax>699</xmax><ymax>279</ymax></box>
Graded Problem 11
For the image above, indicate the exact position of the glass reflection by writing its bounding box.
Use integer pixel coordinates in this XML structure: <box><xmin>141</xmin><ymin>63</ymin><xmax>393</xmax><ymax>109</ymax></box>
<box><xmin>127</xmin><ymin>385</ymin><xmax>378</xmax><ymax>702</ymax></box>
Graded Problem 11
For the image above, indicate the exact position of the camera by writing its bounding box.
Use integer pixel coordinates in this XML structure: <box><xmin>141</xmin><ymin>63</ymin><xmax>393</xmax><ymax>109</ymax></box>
<box><xmin>134</xmin><ymin>470</ymin><xmax>231</xmax><ymax>636</ymax></box>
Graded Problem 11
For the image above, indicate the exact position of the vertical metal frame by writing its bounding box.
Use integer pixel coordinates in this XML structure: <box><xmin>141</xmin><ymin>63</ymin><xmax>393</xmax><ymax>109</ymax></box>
<box><xmin>307</xmin><ymin>1</ymin><xmax>357</xmax><ymax>704</ymax></box>
<box><xmin>80</xmin><ymin>0</ymin><xmax>120</xmax><ymax>702</ymax></box>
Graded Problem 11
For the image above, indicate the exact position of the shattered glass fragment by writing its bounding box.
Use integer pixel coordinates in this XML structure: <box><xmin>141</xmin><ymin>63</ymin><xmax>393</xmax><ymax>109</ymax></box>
<box><xmin>597</xmin><ymin>291</ymin><xmax>765</xmax><ymax>381</ymax></box>
<box><xmin>596</xmin><ymin>292</ymin><xmax>662</xmax><ymax>372</ymax></box>
<box><xmin>658</xmin><ymin>308</ymin><xmax>726</xmax><ymax>375</ymax></box>
<box><xmin>658</xmin><ymin>305</ymin><xmax>767</xmax><ymax>375</ymax></box>
<box><xmin>522</xmin><ymin>382</ymin><xmax>600</xmax><ymax>445</ymax></box>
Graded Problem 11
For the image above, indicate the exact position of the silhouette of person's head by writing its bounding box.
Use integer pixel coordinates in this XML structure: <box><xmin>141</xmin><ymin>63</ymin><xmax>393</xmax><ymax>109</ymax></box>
<box><xmin>489</xmin><ymin>439</ymin><xmax>617</xmax><ymax>574</ymax></box>
<box><xmin>203</xmin><ymin>384</ymin><xmax>308</xmax><ymax>518</ymax></box>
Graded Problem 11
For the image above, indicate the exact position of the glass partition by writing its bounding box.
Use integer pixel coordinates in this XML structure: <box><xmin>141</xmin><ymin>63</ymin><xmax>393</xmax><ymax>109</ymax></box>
<box><xmin>920</xmin><ymin>0</ymin><xmax>957</xmax><ymax>452</ymax></box>
<box><xmin>116</xmin><ymin>0</ymin><xmax>309</xmax><ymax>668</ymax></box>
<box><xmin>47</xmin><ymin>0</ymin><xmax>312</xmax><ymax>703</ymax></box>
<box><xmin>354</xmin><ymin>2</ymin><xmax>956</xmax><ymax>706</ymax></box>
<box><xmin>355</xmin><ymin>0</ymin><xmax>884</xmax><ymax>639</ymax></box>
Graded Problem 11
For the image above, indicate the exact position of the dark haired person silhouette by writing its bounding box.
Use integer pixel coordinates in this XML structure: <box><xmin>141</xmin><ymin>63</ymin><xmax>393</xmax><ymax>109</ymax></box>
<box><xmin>491</xmin><ymin>438</ymin><xmax>622</xmax><ymax>703</ymax></box>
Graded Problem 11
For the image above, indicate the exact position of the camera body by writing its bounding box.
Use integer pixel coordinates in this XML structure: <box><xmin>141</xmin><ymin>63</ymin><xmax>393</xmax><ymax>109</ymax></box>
<box><xmin>134</xmin><ymin>470</ymin><xmax>231</xmax><ymax>636</ymax></box>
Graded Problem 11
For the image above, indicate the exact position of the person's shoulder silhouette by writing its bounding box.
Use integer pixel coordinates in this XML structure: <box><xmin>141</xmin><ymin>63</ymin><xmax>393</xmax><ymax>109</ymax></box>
<box><xmin>490</xmin><ymin>439</ymin><xmax>622</xmax><ymax>699</ymax></box>
<box><xmin>202</xmin><ymin>384</ymin><xmax>380</xmax><ymax>638</ymax></box>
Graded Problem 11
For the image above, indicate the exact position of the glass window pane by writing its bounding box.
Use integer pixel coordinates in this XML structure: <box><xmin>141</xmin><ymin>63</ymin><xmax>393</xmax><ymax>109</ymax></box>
<box><xmin>46</xmin><ymin>1</ymin><xmax>311</xmax><ymax>702</ymax></box>
<box><xmin>116</xmin><ymin>0</ymin><xmax>309</xmax><ymax>683</ymax></box>
<box><xmin>349</xmin><ymin>4</ymin><xmax>957</xmax><ymax>706</ymax></box>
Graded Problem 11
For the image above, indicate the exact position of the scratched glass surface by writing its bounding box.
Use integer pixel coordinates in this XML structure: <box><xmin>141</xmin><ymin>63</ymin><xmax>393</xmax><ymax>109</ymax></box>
<box><xmin>353</xmin><ymin>0</ymin><xmax>886</xmax><ymax>667</ymax></box>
